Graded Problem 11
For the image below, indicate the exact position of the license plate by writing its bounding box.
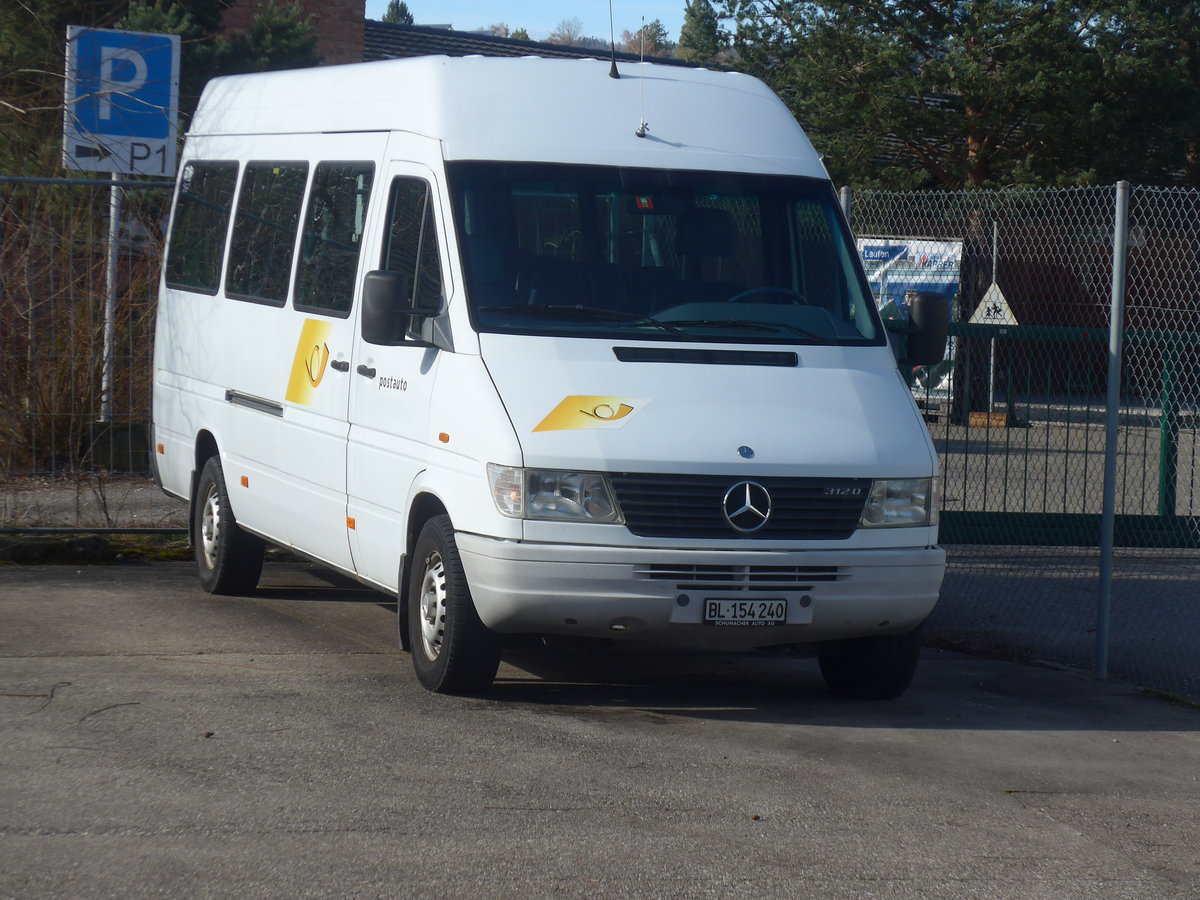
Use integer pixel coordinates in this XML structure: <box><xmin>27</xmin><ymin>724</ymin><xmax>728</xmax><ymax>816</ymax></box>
<box><xmin>703</xmin><ymin>598</ymin><xmax>787</xmax><ymax>626</ymax></box>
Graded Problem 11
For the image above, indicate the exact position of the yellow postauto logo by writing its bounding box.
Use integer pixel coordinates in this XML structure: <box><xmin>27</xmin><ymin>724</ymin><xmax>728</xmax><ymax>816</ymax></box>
<box><xmin>533</xmin><ymin>396</ymin><xmax>648</xmax><ymax>432</ymax></box>
<box><xmin>285</xmin><ymin>319</ymin><xmax>332</xmax><ymax>405</ymax></box>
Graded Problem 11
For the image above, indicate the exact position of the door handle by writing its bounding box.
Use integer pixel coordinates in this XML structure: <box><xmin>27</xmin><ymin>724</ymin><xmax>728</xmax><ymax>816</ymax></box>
<box><xmin>330</xmin><ymin>359</ymin><xmax>350</xmax><ymax>372</ymax></box>
<box><xmin>356</xmin><ymin>364</ymin><xmax>376</xmax><ymax>378</ymax></box>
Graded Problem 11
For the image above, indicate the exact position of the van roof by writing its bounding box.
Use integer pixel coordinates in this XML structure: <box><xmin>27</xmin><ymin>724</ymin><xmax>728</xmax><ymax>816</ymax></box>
<box><xmin>189</xmin><ymin>56</ymin><xmax>826</xmax><ymax>177</ymax></box>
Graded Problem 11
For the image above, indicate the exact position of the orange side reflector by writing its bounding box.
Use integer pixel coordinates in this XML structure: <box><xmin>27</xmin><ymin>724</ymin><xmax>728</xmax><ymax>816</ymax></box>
<box><xmin>240</xmin><ymin>476</ymin><xmax>249</xmax><ymax>488</ymax></box>
<box><xmin>156</xmin><ymin>443</ymin><xmax>165</xmax><ymax>455</ymax></box>
<box><xmin>346</xmin><ymin>517</ymin><xmax>356</xmax><ymax>530</ymax></box>
<box><xmin>438</xmin><ymin>432</ymin><xmax>450</xmax><ymax>443</ymax></box>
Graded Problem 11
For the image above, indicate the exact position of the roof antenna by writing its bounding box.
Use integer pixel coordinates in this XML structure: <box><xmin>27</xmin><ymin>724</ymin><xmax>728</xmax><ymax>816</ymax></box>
<box><xmin>635</xmin><ymin>17</ymin><xmax>649</xmax><ymax>137</ymax></box>
<box><xmin>607</xmin><ymin>0</ymin><xmax>619</xmax><ymax>78</ymax></box>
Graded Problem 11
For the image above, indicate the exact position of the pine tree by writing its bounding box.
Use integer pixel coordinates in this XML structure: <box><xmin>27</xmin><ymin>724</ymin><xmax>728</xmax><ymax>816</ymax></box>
<box><xmin>678</xmin><ymin>0</ymin><xmax>721</xmax><ymax>62</ymax></box>
<box><xmin>620</xmin><ymin>19</ymin><xmax>674</xmax><ymax>56</ymax></box>
<box><xmin>718</xmin><ymin>1</ymin><xmax>1104</xmax><ymax>188</ymax></box>
<box><xmin>382</xmin><ymin>1</ymin><xmax>414</xmax><ymax>25</ymax></box>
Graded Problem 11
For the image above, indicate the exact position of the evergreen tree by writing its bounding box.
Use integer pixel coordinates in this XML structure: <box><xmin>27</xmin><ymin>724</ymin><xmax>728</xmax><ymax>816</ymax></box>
<box><xmin>1088</xmin><ymin>1</ymin><xmax>1200</xmax><ymax>186</ymax></box>
<box><xmin>718</xmin><ymin>1</ymin><xmax>1103</xmax><ymax>188</ymax></box>
<box><xmin>381</xmin><ymin>1</ymin><xmax>414</xmax><ymax>26</ymax></box>
<box><xmin>511</xmin><ymin>27</ymin><xmax>530</xmax><ymax>41</ymax></box>
<box><xmin>678</xmin><ymin>0</ymin><xmax>721</xmax><ymax>62</ymax></box>
<box><xmin>620</xmin><ymin>19</ymin><xmax>674</xmax><ymax>56</ymax></box>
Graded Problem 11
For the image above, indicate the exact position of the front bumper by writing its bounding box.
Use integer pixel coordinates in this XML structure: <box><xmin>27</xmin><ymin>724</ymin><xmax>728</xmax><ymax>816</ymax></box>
<box><xmin>456</xmin><ymin>534</ymin><xmax>945</xmax><ymax>649</ymax></box>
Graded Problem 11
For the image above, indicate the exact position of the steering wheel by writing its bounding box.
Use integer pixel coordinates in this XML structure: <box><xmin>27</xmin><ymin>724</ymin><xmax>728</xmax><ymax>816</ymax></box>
<box><xmin>728</xmin><ymin>287</ymin><xmax>808</xmax><ymax>305</ymax></box>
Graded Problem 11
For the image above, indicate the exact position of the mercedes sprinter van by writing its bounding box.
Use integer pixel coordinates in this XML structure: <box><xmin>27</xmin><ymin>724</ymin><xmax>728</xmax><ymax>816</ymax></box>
<box><xmin>152</xmin><ymin>56</ymin><xmax>948</xmax><ymax>698</ymax></box>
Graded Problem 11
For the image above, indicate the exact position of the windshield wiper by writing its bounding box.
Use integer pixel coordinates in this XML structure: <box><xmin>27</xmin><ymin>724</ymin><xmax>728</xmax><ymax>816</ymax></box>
<box><xmin>665</xmin><ymin>319</ymin><xmax>831</xmax><ymax>341</ymax></box>
<box><xmin>479</xmin><ymin>304</ymin><xmax>688</xmax><ymax>336</ymax></box>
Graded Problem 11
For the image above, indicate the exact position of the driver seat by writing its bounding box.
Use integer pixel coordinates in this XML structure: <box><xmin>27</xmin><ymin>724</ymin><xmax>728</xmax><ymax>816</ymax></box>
<box><xmin>671</xmin><ymin>207</ymin><xmax>741</xmax><ymax>303</ymax></box>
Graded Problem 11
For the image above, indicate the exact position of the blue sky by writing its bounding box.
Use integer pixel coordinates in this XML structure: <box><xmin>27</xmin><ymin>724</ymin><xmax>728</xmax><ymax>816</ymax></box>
<box><xmin>363</xmin><ymin>1</ymin><xmax>688</xmax><ymax>44</ymax></box>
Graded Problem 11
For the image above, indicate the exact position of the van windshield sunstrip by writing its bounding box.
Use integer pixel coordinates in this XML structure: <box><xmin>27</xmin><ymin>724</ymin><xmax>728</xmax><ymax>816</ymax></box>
<box><xmin>449</xmin><ymin>163</ymin><xmax>883</xmax><ymax>346</ymax></box>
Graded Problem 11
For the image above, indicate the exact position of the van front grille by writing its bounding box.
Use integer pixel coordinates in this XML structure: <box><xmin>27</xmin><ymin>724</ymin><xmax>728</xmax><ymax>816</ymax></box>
<box><xmin>636</xmin><ymin>563</ymin><xmax>844</xmax><ymax>591</ymax></box>
<box><xmin>609</xmin><ymin>474</ymin><xmax>869</xmax><ymax>540</ymax></box>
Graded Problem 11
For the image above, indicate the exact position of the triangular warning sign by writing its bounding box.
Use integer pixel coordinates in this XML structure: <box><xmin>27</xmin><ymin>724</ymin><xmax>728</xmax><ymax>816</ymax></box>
<box><xmin>969</xmin><ymin>283</ymin><xmax>1018</xmax><ymax>326</ymax></box>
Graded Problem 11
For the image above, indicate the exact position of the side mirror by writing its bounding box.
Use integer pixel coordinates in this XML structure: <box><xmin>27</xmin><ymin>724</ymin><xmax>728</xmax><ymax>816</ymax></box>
<box><xmin>901</xmin><ymin>292</ymin><xmax>949</xmax><ymax>367</ymax></box>
<box><xmin>361</xmin><ymin>270</ymin><xmax>444</xmax><ymax>345</ymax></box>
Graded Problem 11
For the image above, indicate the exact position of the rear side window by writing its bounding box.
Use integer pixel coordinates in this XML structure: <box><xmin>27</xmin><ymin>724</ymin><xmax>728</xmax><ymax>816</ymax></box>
<box><xmin>382</xmin><ymin>177</ymin><xmax>444</xmax><ymax>314</ymax></box>
<box><xmin>165</xmin><ymin>161</ymin><xmax>238</xmax><ymax>293</ymax></box>
<box><xmin>226</xmin><ymin>161</ymin><xmax>308</xmax><ymax>306</ymax></box>
<box><xmin>293</xmin><ymin>162</ymin><xmax>375</xmax><ymax>317</ymax></box>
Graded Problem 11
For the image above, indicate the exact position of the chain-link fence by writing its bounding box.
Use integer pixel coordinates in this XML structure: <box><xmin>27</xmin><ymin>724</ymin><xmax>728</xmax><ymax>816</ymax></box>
<box><xmin>0</xmin><ymin>176</ymin><xmax>181</xmax><ymax>530</ymax></box>
<box><xmin>850</xmin><ymin>182</ymin><xmax>1200</xmax><ymax>703</ymax></box>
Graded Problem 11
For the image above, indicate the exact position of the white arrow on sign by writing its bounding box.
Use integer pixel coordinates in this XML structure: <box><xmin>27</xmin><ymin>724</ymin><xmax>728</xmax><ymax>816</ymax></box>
<box><xmin>969</xmin><ymin>283</ymin><xmax>1019</xmax><ymax>326</ymax></box>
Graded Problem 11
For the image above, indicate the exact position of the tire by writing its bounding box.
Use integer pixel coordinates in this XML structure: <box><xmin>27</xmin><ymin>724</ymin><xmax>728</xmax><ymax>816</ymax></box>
<box><xmin>817</xmin><ymin>626</ymin><xmax>924</xmax><ymax>700</ymax></box>
<box><xmin>407</xmin><ymin>515</ymin><xmax>502</xmax><ymax>695</ymax></box>
<box><xmin>193</xmin><ymin>455</ymin><xmax>264</xmax><ymax>595</ymax></box>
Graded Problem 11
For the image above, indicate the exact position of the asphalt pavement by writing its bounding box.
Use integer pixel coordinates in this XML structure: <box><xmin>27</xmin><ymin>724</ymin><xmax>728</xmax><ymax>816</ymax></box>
<box><xmin>1</xmin><ymin>561</ymin><xmax>1197</xmax><ymax>898</ymax></box>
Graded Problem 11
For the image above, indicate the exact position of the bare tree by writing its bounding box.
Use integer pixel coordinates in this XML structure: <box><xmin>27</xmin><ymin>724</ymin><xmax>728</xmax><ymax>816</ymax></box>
<box><xmin>485</xmin><ymin>23</ymin><xmax>510</xmax><ymax>38</ymax></box>
<box><xmin>620</xmin><ymin>19</ymin><xmax>674</xmax><ymax>57</ymax></box>
<box><xmin>547</xmin><ymin>16</ymin><xmax>586</xmax><ymax>45</ymax></box>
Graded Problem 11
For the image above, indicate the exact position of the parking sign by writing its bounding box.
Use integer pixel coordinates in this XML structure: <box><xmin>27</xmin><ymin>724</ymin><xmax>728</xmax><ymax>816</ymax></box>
<box><xmin>63</xmin><ymin>26</ymin><xmax>180</xmax><ymax>176</ymax></box>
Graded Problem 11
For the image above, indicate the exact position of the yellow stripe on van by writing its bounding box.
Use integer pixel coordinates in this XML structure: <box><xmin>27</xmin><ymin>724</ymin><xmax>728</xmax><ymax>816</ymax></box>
<box><xmin>285</xmin><ymin>318</ymin><xmax>333</xmax><ymax>405</ymax></box>
<box><xmin>533</xmin><ymin>396</ymin><xmax>647</xmax><ymax>432</ymax></box>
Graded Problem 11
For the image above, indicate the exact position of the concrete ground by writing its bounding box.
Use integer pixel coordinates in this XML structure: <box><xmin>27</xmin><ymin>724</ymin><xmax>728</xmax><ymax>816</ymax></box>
<box><xmin>1</xmin><ymin>561</ymin><xmax>1197</xmax><ymax>898</ymax></box>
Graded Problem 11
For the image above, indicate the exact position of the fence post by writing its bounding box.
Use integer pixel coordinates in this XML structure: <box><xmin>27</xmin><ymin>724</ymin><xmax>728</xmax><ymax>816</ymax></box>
<box><xmin>101</xmin><ymin>172</ymin><xmax>123</xmax><ymax>424</ymax></box>
<box><xmin>1158</xmin><ymin>346</ymin><xmax>1180</xmax><ymax>516</ymax></box>
<box><xmin>839</xmin><ymin>185</ymin><xmax>852</xmax><ymax>226</ymax></box>
<box><xmin>1096</xmin><ymin>180</ymin><xmax>1130</xmax><ymax>680</ymax></box>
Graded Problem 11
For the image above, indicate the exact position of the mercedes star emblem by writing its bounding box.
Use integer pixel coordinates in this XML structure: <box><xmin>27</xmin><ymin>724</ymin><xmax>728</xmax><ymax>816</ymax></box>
<box><xmin>722</xmin><ymin>481</ymin><xmax>772</xmax><ymax>533</ymax></box>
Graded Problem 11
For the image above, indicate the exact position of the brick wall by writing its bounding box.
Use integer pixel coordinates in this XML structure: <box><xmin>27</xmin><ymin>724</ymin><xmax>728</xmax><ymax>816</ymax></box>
<box><xmin>222</xmin><ymin>0</ymin><xmax>365</xmax><ymax>66</ymax></box>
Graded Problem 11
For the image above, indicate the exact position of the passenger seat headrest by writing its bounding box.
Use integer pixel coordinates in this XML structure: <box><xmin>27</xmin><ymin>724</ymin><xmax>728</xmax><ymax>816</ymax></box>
<box><xmin>675</xmin><ymin>207</ymin><xmax>736</xmax><ymax>257</ymax></box>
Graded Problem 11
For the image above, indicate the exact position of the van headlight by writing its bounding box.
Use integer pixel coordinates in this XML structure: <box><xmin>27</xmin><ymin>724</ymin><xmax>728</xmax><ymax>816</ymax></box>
<box><xmin>487</xmin><ymin>464</ymin><xmax>622</xmax><ymax>523</ymax></box>
<box><xmin>860</xmin><ymin>477</ymin><xmax>938</xmax><ymax>527</ymax></box>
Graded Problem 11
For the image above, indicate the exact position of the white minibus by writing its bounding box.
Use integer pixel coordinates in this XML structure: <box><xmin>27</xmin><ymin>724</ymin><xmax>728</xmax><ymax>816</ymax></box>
<box><xmin>152</xmin><ymin>56</ymin><xmax>948</xmax><ymax>698</ymax></box>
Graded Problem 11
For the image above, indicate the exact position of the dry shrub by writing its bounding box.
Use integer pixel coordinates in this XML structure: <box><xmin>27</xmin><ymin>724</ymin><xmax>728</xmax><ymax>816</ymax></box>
<box><xmin>0</xmin><ymin>180</ymin><xmax>168</xmax><ymax>475</ymax></box>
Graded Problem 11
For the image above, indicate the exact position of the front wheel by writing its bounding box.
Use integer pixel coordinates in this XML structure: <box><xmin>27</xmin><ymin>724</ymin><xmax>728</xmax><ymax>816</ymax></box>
<box><xmin>194</xmin><ymin>455</ymin><xmax>264</xmax><ymax>595</ymax></box>
<box><xmin>817</xmin><ymin>626</ymin><xmax>923</xmax><ymax>700</ymax></box>
<box><xmin>407</xmin><ymin>515</ymin><xmax>502</xmax><ymax>695</ymax></box>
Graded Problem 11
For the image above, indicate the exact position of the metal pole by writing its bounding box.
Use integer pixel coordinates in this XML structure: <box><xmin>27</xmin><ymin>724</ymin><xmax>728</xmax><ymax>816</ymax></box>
<box><xmin>839</xmin><ymin>185</ymin><xmax>852</xmax><ymax>226</ymax></box>
<box><xmin>101</xmin><ymin>173</ymin><xmax>122</xmax><ymax>423</ymax></box>
<box><xmin>1096</xmin><ymin>180</ymin><xmax>1130</xmax><ymax>680</ymax></box>
<box><xmin>1157</xmin><ymin>347</ymin><xmax>1180</xmax><ymax>517</ymax></box>
<box><xmin>989</xmin><ymin>220</ymin><xmax>998</xmax><ymax>412</ymax></box>
<box><xmin>988</xmin><ymin>337</ymin><xmax>996</xmax><ymax>413</ymax></box>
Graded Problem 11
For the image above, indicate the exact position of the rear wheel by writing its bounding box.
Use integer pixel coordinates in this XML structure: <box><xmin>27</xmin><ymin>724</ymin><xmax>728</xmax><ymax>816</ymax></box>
<box><xmin>817</xmin><ymin>626</ymin><xmax>923</xmax><ymax>700</ymax></box>
<box><xmin>194</xmin><ymin>456</ymin><xmax>264</xmax><ymax>595</ymax></box>
<box><xmin>407</xmin><ymin>515</ymin><xmax>502</xmax><ymax>695</ymax></box>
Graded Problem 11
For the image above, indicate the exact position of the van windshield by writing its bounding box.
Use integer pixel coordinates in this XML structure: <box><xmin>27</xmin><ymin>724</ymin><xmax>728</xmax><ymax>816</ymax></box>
<box><xmin>447</xmin><ymin>162</ymin><xmax>882</xmax><ymax>346</ymax></box>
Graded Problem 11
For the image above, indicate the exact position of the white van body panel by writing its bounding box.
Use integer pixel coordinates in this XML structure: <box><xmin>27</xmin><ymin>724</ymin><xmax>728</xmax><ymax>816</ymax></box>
<box><xmin>479</xmin><ymin>333</ymin><xmax>936</xmax><ymax>479</ymax></box>
<box><xmin>191</xmin><ymin>57</ymin><xmax>825</xmax><ymax>176</ymax></box>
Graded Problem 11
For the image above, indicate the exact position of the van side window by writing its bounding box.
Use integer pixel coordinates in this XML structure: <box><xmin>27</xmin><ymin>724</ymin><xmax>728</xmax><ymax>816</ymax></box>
<box><xmin>226</xmin><ymin>161</ymin><xmax>309</xmax><ymax>306</ymax></box>
<box><xmin>381</xmin><ymin>177</ymin><xmax>443</xmax><ymax>317</ymax></box>
<box><xmin>294</xmin><ymin>162</ymin><xmax>375</xmax><ymax>317</ymax></box>
<box><xmin>165</xmin><ymin>161</ymin><xmax>238</xmax><ymax>293</ymax></box>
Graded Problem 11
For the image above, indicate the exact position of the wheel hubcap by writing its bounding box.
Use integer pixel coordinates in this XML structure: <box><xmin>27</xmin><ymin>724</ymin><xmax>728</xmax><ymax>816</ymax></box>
<box><xmin>200</xmin><ymin>483</ymin><xmax>221</xmax><ymax>570</ymax></box>
<box><xmin>418</xmin><ymin>551</ymin><xmax>448</xmax><ymax>661</ymax></box>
